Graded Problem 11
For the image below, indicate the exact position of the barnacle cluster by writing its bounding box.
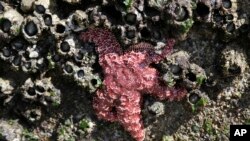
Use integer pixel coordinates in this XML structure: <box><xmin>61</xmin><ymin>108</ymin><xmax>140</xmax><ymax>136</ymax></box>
<box><xmin>218</xmin><ymin>43</ymin><xmax>248</xmax><ymax>76</ymax></box>
<box><xmin>20</xmin><ymin>77</ymin><xmax>61</xmax><ymax>106</ymax></box>
<box><xmin>195</xmin><ymin>0</ymin><xmax>250</xmax><ymax>40</ymax></box>
<box><xmin>0</xmin><ymin>0</ymin><xmax>101</xmax><ymax>92</ymax></box>
<box><xmin>158</xmin><ymin>50</ymin><xmax>209</xmax><ymax>111</ymax></box>
<box><xmin>0</xmin><ymin>0</ymin><xmax>102</xmax><ymax>139</ymax></box>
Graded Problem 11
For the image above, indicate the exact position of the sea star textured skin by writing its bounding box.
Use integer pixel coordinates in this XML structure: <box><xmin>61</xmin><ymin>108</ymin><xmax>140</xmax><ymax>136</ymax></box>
<box><xmin>80</xmin><ymin>28</ymin><xmax>187</xmax><ymax>141</ymax></box>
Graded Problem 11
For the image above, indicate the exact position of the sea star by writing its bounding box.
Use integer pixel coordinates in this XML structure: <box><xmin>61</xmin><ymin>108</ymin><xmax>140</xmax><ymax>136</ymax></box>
<box><xmin>80</xmin><ymin>28</ymin><xmax>187</xmax><ymax>141</ymax></box>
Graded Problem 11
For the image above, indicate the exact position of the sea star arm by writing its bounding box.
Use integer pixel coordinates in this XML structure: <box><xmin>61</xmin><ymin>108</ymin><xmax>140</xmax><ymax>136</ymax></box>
<box><xmin>147</xmin><ymin>84</ymin><xmax>187</xmax><ymax>101</ymax></box>
<box><xmin>116</xmin><ymin>90</ymin><xmax>145</xmax><ymax>141</ymax></box>
<box><xmin>93</xmin><ymin>89</ymin><xmax>117</xmax><ymax>122</ymax></box>
<box><xmin>79</xmin><ymin>28</ymin><xmax>122</xmax><ymax>57</ymax></box>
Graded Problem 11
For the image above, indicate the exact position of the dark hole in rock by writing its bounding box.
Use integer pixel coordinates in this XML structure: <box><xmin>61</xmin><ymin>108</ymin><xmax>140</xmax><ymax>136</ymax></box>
<box><xmin>101</xmin><ymin>5</ymin><xmax>123</xmax><ymax>25</ymax></box>
<box><xmin>186</xmin><ymin>72</ymin><xmax>196</xmax><ymax>82</ymax></box>
<box><xmin>30</xmin><ymin>111</ymin><xmax>38</xmax><ymax>119</ymax></box>
<box><xmin>71</xmin><ymin>16</ymin><xmax>79</xmax><ymax>27</ymax></box>
<box><xmin>226</xmin><ymin>22</ymin><xmax>235</xmax><ymax>32</ymax></box>
<box><xmin>91</xmin><ymin>79</ymin><xmax>98</xmax><ymax>86</ymax></box>
<box><xmin>59</xmin><ymin>56</ymin><xmax>68</xmax><ymax>64</ymax></box>
<box><xmin>2</xmin><ymin>48</ymin><xmax>11</xmax><ymax>57</ymax></box>
<box><xmin>225</xmin><ymin>14</ymin><xmax>233</xmax><ymax>21</ymax></box>
<box><xmin>189</xmin><ymin>92</ymin><xmax>201</xmax><ymax>104</ymax></box>
<box><xmin>92</xmin><ymin>61</ymin><xmax>102</xmax><ymax>74</ymax></box>
<box><xmin>196</xmin><ymin>2</ymin><xmax>210</xmax><ymax>18</ymax></box>
<box><xmin>152</xmin><ymin>30</ymin><xmax>162</xmax><ymax>40</ymax></box>
<box><xmin>126</xmin><ymin>30</ymin><xmax>135</xmax><ymax>39</ymax></box>
<box><xmin>222</xmin><ymin>0</ymin><xmax>232</xmax><ymax>9</ymax></box>
<box><xmin>13</xmin><ymin>55</ymin><xmax>21</xmax><ymax>66</ymax></box>
<box><xmin>239</xmin><ymin>24</ymin><xmax>249</xmax><ymax>33</ymax></box>
<box><xmin>0</xmin><ymin>19</ymin><xmax>12</xmax><ymax>33</ymax></box>
<box><xmin>113</xmin><ymin>27</ymin><xmax>122</xmax><ymax>39</ymax></box>
<box><xmin>140</xmin><ymin>27</ymin><xmax>151</xmax><ymax>39</ymax></box>
<box><xmin>22</xmin><ymin>51</ymin><xmax>29</xmax><ymax>59</ymax></box>
<box><xmin>12</xmin><ymin>41</ymin><xmax>23</xmax><ymax>50</ymax></box>
<box><xmin>214</xmin><ymin>15</ymin><xmax>223</xmax><ymax>23</ymax></box>
<box><xmin>65</xmin><ymin>65</ymin><xmax>73</xmax><ymax>73</ymax></box>
<box><xmin>60</xmin><ymin>41</ymin><xmax>70</xmax><ymax>52</ymax></box>
<box><xmin>43</xmin><ymin>14</ymin><xmax>52</xmax><ymax>26</ymax></box>
<box><xmin>170</xmin><ymin>64</ymin><xmax>182</xmax><ymax>75</ymax></box>
<box><xmin>228</xmin><ymin>64</ymin><xmax>241</xmax><ymax>74</ymax></box>
<box><xmin>35</xmin><ymin>85</ymin><xmax>45</xmax><ymax>93</ymax></box>
<box><xmin>125</xmin><ymin>13</ymin><xmax>137</xmax><ymax>25</ymax></box>
<box><xmin>52</xmin><ymin>54</ymin><xmax>60</xmax><ymax>62</ymax></box>
<box><xmin>9</xmin><ymin>0</ymin><xmax>21</xmax><ymax>7</ymax></box>
<box><xmin>35</xmin><ymin>45</ymin><xmax>44</xmax><ymax>57</ymax></box>
<box><xmin>24</xmin><ymin>21</ymin><xmax>38</xmax><ymax>36</ymax></box>
<box><xmin>54</xmin><ymin>0</ymin><xmax>101</xmax><ymax>18</ymax></box>
<box><xmin>175</xmin><ymin>6</ymin><xmax>189</xmax><ymax>21</ymax></box>
<box><xmin>54</xmin><ymin>0</ymin><xmax>76</xmax><ymax>18</ymax></box>
<box><xmin>75</xmin><ymin>52</ymin><xmax>83</xmax><ymax>61</ymax></box>
<box><xmin>11</xmin><ymin>39</ymin><xmax>26</xmax><ymax>50</ymax></box>
<box><xmin>144</xmin><ymin>1</ymin><xmax>161</xmax><ymax>17</ymax></box>
<box><xmin>77</xmin><ymin>70</ymin><xmax>85</xmax><ymax>78</ymax></box>
<box><xmin>27</xmin><ymin>87</ymin><xmax>36</xmax><ymax>96</ymax></box>
<box><xmin>0</xmin><ymin>2</ymin><xmax>4</xmax><ymax>13</ymax></box>
<box><xmin>35</xmin><ymin>4</ymin><xmax>45</xmax><ymax>14</ymax></box>
<box><xmin>36</xmin><ymin>37</ymin><xmax>52</xmax><ymax>56</ymax></box>
<box><xmin>56</xmin><ymin>24</ymin><xmax>65</xmax><ymax>33</ymax></box>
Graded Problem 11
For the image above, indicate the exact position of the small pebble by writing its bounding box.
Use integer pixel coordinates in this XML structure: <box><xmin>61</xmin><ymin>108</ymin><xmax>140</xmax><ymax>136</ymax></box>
<box><xmin>29</xmin><ymin>51</ymin><xmax>39</xmax><ymax>58</ymax></box>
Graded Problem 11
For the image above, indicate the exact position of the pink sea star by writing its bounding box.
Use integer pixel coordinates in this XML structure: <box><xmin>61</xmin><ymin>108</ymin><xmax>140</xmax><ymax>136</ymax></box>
<box><xmin>80</xmin><ymin>28</ymin><xmax>187</xmax><ymax>141</ymax></box>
